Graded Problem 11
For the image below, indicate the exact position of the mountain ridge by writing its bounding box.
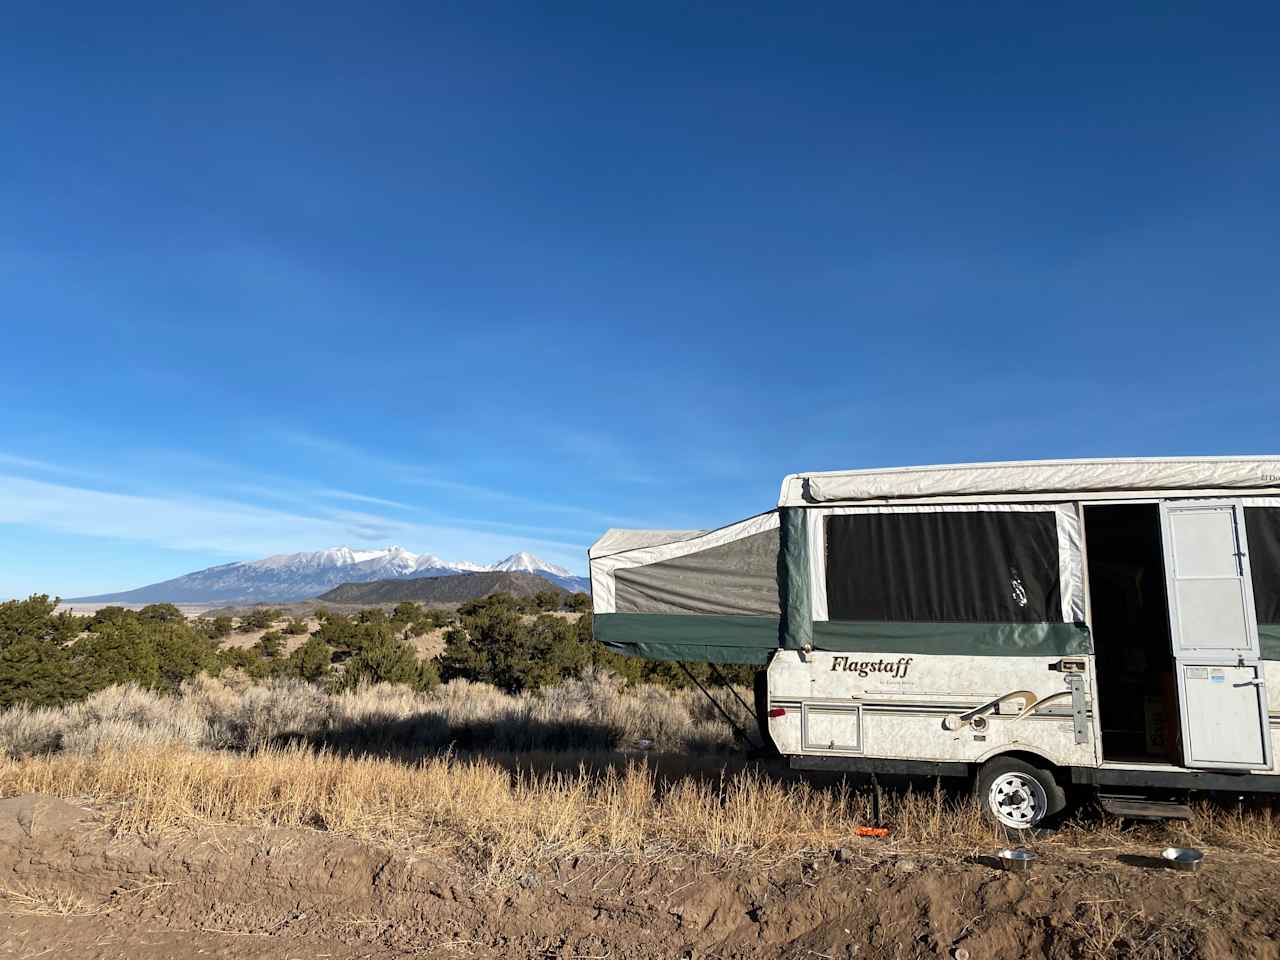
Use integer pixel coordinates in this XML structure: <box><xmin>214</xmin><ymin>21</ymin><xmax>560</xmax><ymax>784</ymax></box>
<box><xmin>318</xmin><ymin>571</ymin><xmax>567</xmax><ymax>605</ymax></box>
<box><xmin>69</xmin><ymin>546</ymin><xmax>589</xmax><ymax>604</ymax></box>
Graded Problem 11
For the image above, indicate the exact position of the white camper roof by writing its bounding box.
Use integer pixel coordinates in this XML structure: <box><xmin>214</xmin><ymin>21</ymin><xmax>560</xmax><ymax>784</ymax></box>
<box><xmin>589</xmin><ymin>528</ymin><xmax>707</xmax><ymax>559</ymax></box>
<box><xmin>778</xmin><ymin>456</ymin><xmax>1280</xmax><ymax>506</ymax></box>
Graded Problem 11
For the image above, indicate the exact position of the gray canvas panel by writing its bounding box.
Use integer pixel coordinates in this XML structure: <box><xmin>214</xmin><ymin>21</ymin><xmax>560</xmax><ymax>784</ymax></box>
<box><xmin>614</xmin><ymin>528</ymin><xmax>781</xmax><ymax>616</ymax></box>
<box><xmin>778</xmin><ymin>506</ymin><xmax>812</xmax><ymax>650</ymax></box>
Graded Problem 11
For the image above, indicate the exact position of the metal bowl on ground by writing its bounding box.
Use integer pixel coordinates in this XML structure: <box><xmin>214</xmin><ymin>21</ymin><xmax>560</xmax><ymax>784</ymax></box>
<box><xmin>996</xmin><ymin>848</ymin><xmax>1037</xmax><ymax>873</ymax></box>
<box><xmin>1161</xmin><ymin>847</ymin><xmax>1204</xmax><ymax>872</ymax></box>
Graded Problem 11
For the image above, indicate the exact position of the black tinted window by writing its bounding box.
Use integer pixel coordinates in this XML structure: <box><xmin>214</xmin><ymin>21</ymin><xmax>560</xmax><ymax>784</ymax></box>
<box><xmin>1246</xmin><ymin>507</ymin><xmax>1280</xmax><ymax>624</ymax></box>
<box><xmin>825</xmin><ymin>511</ymin><xmax>1062</xmax><ymax>623</ymax></box>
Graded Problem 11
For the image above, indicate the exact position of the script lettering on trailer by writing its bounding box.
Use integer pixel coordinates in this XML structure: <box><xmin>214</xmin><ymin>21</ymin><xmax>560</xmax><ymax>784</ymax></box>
<box><xmin>829</xmin><ymin>655</ymin><xmax>914</xmax><ymax>679</ymax></box>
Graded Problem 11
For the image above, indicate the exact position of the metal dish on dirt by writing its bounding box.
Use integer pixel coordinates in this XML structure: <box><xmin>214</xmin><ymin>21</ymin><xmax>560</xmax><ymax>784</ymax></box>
<box><xmin>1161</xmin><ymin>847</ymin><xmax>1204</xmax><ymax>872</ymax></box>
<box><xmin>996</xmin><ymin>848</ymin><xmax>1037</xmax><ymax>872</ymax></box>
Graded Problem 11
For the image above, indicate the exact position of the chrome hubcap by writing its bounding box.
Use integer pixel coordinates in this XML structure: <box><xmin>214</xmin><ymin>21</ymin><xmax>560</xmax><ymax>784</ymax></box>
<box><xmin>988</xmin><ymin>772</ymin><xmax>1047</xmax><ymax>828</ymax></box>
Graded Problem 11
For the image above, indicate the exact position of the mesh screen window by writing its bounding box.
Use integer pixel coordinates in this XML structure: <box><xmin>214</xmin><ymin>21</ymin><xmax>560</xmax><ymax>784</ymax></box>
<box><xmin>1246</xmin><ymin>507</ymin><xmax>1280</xmax><ymax>625</ymax></box>
<box><xmin>825</xmin><ymin>511</ymin><xmax>1062</xmax><ymax>623</ymax></box>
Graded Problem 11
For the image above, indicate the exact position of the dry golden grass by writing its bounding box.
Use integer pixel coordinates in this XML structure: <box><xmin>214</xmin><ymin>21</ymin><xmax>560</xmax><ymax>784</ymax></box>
<box><xmin>0</xmin><ymin>745</ymin><xmax>1007</xmax><ymax>873</ymax></box>
<box><xmin>0</xmin><ymin>878</ymin><xmax>174</xmax><ymax>918</ymax></box>
<box><xmin>2</xmin><ymin>884</ymin><xmax>104</xmax><ymax>918</ymax></box>
<box><xmin>7</xmin><ymin>740</ymin><xmax>1273</xmax><ymax>881</ymax></box>
<box><xmin>1065</xmin><ymin>900</ymin><xmax>1200</xmax><ymax>960</ymax></box>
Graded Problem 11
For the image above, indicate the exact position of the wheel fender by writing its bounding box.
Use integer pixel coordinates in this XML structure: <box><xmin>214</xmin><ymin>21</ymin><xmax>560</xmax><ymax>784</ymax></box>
<box><xmin>974</xmin><ymin>741</ymin><xmax>1061</xmax><ymax>769</ymax></box>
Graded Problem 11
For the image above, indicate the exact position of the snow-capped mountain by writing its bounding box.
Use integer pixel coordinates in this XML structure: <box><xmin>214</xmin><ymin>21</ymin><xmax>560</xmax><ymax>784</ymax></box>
<box><xmin>485</xmin><ymin>553</ymin><xmax>582</xmax><ymax>592</ymax></box>
<box><xmin>69</xmin><ymin>546</ymin><xmax>589</xmax><ymax>604</ymax></box>
<box><xmin>489</xmin><ymin>552</ymin><xmax>575</xmax><ymax>578</ymax></box>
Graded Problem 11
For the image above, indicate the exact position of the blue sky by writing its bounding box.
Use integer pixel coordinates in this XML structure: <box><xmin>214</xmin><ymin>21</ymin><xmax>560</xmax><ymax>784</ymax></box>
<box><xmin>2</xmin><ymin>3</ymin><xmax>1278</xmax><ymax>597</ymax></box>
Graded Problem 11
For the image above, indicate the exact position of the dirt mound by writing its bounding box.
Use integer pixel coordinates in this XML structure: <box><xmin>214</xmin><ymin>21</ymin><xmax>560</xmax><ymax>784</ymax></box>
<box><xmin>1</xmin><ymin>795</ymin><xmax>1277</xmax><ymax>959</ymax></box>
<box><xmin>0</xmin><ymin>794</ymin><xmax>91</xmax><ymax>843</ymax></box>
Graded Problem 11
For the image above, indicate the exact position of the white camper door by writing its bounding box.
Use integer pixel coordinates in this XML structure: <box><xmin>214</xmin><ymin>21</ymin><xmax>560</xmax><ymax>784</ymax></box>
<box><xmin>1161</xmin><ymin>501</ymin><xmax>1272</xmax><ymax>770</ymax></box>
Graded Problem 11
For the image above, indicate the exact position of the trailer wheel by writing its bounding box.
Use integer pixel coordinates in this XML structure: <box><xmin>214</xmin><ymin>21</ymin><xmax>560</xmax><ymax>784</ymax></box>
<box><xmin>976</xmin><ymin>756</ymin><xmax>1066</xmax><ymax>830</ymax></box>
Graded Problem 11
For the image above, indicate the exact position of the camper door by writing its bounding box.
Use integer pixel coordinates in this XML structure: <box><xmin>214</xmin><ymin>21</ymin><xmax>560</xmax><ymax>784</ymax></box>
<box><xmin>1161</xmin><ymin>501</ymin><xmax>1273</xmax><ymax>770</ymax></box>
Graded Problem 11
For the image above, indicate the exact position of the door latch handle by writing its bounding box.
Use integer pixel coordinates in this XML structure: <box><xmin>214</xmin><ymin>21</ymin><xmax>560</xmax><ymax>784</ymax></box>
<box><xmin>1054</xmin><ymin>658</ymin><xmax>1087</xmax><ymax>673</ymax></box>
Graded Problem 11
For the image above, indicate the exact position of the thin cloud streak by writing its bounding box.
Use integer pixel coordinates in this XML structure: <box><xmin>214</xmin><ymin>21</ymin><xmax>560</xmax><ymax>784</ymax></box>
<box><xmin>233</xmin><ymin>480</ymin><xmax>599</xmax><ymax>542</ymax></box>
<box><xmin>277</xmin><ymin>429</ymin><xmax>646</xmax><ymax>527</ymax></box>
<box><xmin>0</xmin><ymin>452</ymin><xmax>105</xmax><ymax>481</ymax></box>
<box><xmin>0</xmin><ymin>474</ymin><xmax>589</xmax><ymax>572</ymax></box>
<box><xmin>107</xmin><ymin>460</ymin><xmax>605</xmax><ymax>549</ymax></box>
<box><xmin>313</xmin><ymin>488</ymin><xmax>414</xmax><ymax>511</ymax></box>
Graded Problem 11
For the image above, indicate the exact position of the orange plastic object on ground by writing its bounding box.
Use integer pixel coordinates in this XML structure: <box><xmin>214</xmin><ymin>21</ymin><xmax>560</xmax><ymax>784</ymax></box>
<box><xmin>854</xmin><ymin>827</ymin><xmax>889</xmax><ymax>838</ymax></box>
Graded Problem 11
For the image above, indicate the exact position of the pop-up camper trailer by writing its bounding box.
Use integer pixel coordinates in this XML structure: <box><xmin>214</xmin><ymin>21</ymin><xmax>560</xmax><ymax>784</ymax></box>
<box><xmin>590</xmin><ymin>456</ymin><xmax>1280</xmax><ymax>829</ymax></box>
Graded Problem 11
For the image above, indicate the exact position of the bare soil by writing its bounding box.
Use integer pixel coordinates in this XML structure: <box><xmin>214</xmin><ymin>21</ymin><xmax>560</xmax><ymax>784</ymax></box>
<box><xmin>54</xmin><ymin>603</ymin><xmax>218</xmax><ymax>618</ymax></box>
<box><xmin>216</xmin><ymin>617</ymin><xmax>320</xmax><ymax>656</ymax></box>
<box><xmin>219</xmin><ymin>618</ymin><xmax>448</xmax><ymax>658</ymax></box>
<box><xmin>2</xmin><ymin>795</ymin><xmax>1278</xmax><ymax>959</ymax></box>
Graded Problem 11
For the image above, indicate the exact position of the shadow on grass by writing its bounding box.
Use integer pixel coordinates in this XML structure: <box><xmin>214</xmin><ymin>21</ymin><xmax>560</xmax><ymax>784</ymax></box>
<box><xmin>271</xmin><ymin>716</ymin><xmax>1008</xmax><ymax>806</ymax></box>
<box><xmin>272</xmin><ymin>713</ymin><xmax>760</xmax><ymax>786</ymax></box>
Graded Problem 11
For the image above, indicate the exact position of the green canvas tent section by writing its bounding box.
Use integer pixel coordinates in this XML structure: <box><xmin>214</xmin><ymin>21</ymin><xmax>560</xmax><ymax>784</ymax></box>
<box><xmin>588</xmin><ymin>512</ymin><xmax>785</xmax><ymax>664</ymax></box>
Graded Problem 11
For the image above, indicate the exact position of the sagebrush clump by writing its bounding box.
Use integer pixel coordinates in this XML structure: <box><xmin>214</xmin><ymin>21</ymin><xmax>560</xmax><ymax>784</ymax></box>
<box><xmin>0</xmin><ymin>671</ymin><xmax>747</xmax><ymax>758</ymax></box>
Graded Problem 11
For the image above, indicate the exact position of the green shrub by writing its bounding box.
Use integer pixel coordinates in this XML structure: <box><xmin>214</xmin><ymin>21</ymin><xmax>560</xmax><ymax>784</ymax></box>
<box><xmin>1</xmin><ymin>596</ymin><xmax>81</xmax><ymax>647</ymax></box>
<box><xmin>390</xmin><ymin>602</ymin><xmax>423</xmax><ymax>624</ymax></box>
<box><xmin>313</xmin><ymin>613</ymin><xmax>360</xmax><ymax>654</ymax></box>
<box><xmin>74</xmin><ymin>626</ymin><xmax>164</xmax><ymax>689</ymax></box>
<box><xmin>217</xmin><ymin>646</ymin><xmax>272</xmax><ymax>681</ymax></box>
<box><xmin>0</xmin><ymin>593</ymin><xmax>746</xmax><ymax>712</ymax></box>
<box><xmin>416</xmin><ymin>657</ymin><xmax>441</xmax><ymax>691</ymax></box>
<box><xmin>236</xmin><ymin>608</ymin><xmax>281</xmax><ymax>632</ymax></box>
<box><xmin>284</xmin><ymin>635</ymin><xmax>333</xmax><ymax>683</ymax></box>
<box><xmin>532</xmin><ymin>590</ymin><xmax>561</xmax><ymax>612</ymax></box>
<box><xmin>196</xmin><ymin>616</ymin><xmax>235</xmax><ymax>640</ymax></box>
<box><xmin>150</xmin><ymin>625</ymin><xmax>221</xmax><ymax>690</ymax></box>
<box><xmin>341</xmin><ymin>623</ymin><xmax>433</xmax><ymax>690</ymax></box>
<box><xmin>255</xmin><ymin>630</ymin><xmax>284</xmax><ymax>658</ymax></box>
<box><xmin>389</xmin><ymin>602</ymin><xmax>450</xmax><ymax>634</ymax></box>
<box><xmin>439</xmin><ymin>600</ymin><xmax>524</xmax><ymax>689</ymax></box>
<box><xmin>0</xmin><ymin>599</ymin><xmax>116</xmax><ymax>707</ymax></box>
<box><xmin>80</xmin><ymin>618</ymin><xmax>220</xmax><ymax>692</ymax></box>
<box><xmin>138</xmin><ymin>603</ymin><xmax>185</xmax><ymax>623</ymax></box>
<box><xmin>457</xmin><ymin>593</ymin><xmax>521</xmax><ymax>618</ymax></box>
<box><xmin>89</xmin><ymin>606</ymin><xmax>131</xmax><ymax>627</ymax></box>
<box><xmin>441</xmin><ymin>606</ymin><xmax>588</xmax><ymax>693</ymax></box>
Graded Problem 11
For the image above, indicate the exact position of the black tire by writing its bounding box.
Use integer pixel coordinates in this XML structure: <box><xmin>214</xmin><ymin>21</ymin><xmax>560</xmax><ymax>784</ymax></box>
<box><xmin>976</xmin><ymin>756</ymin><xmax>1067</xmax><ymax>831</ymax></box>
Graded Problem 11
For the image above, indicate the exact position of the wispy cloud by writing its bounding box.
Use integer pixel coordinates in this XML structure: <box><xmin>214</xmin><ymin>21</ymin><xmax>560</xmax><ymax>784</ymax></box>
<box><xmin>0</xmin><ymin>452</ymin><xmax>104</xmax><ymax>481</ymax></box>
<box><xmin>313</xmin><ymin>488</ymin><xmax>413</xmax><ymax>511</ymax></box>
<box><xmin>543</xmin><ymin>427</ymin><xmax>666</xmax><ymax>485</ymax></box>
<box><xmin>0</xmin><ymin>474</ymin><xmax>589</xmax><ymax>570</ymax></box>
<box><xmin>277</xmin><ymin>429</ymin><xmax>643</xmax><ymax>527</ymax></box>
